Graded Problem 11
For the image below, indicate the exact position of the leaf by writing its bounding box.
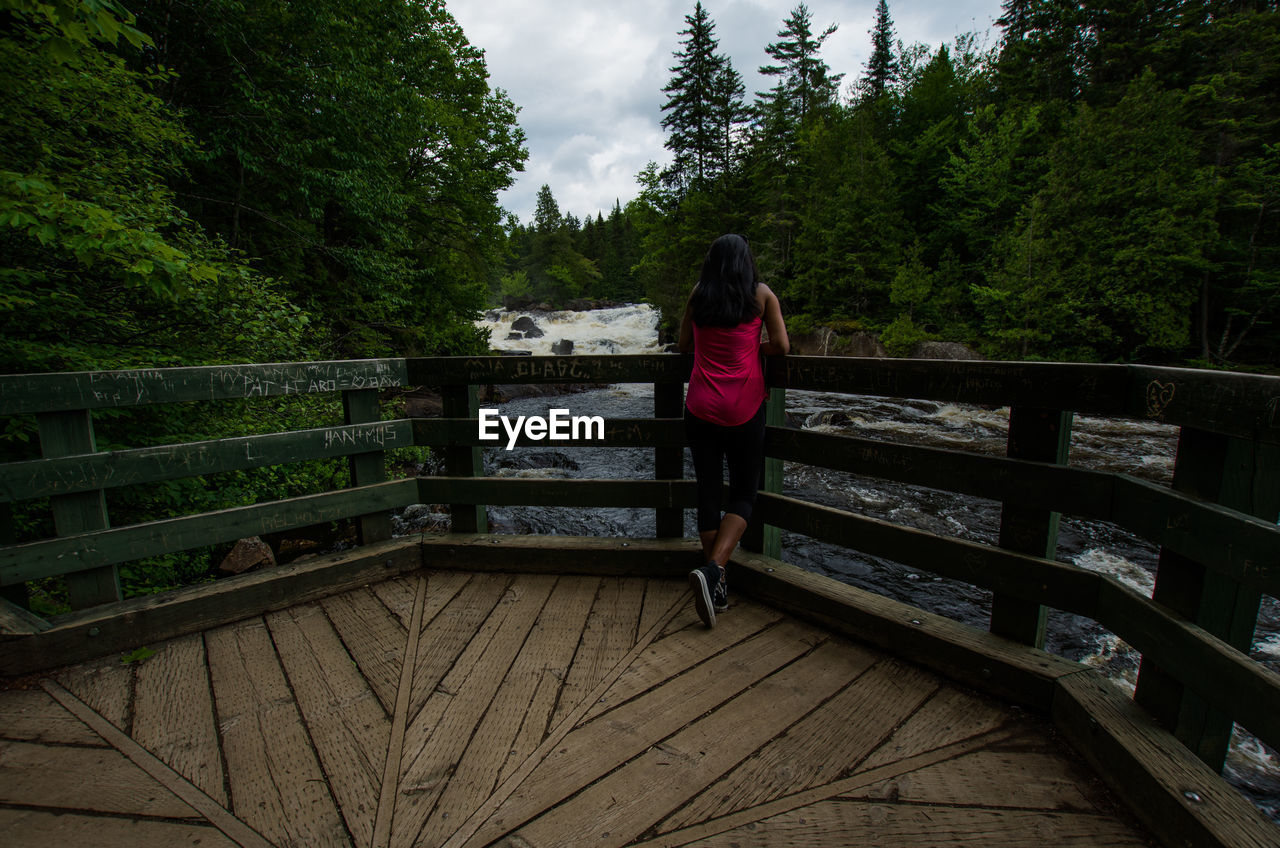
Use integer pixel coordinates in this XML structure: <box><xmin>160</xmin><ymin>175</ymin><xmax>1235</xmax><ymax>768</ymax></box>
<box><xmin>46</xmin><ymin>35</ymin><xmax>78</xmax><ymax>64</ymax></box>
<box><xmin>120</xmin><ymin>646</ymin><xmax>156</xmax><ymax>664</ymax></box>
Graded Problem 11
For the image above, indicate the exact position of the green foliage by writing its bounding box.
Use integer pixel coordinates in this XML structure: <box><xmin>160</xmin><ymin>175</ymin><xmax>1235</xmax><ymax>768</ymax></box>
<box><xmin>1179</xmin><ymin>7</ymin><xmax>1280</xmax><ymax>363</ymax></box>
<box><xmin>499</xmin><ymin>269</ymin><xmax>531</xmax><ymax>303</ymax></box>
<box><xmin>790</xmin><ymin>110</ymin><xmax>906</xmax><ymax>318</ymax></box>
<box><xmin>1</xmin><ymin>0</ymin><xmax>526</xmax><ymax>601</ymax></box>
<box><xmin>0</xmin><ymin>0</ymin><xmax>311</xmax><ymax>375</ymax></box>
<box><xmin>880</xmin><ymin>313</ymin><xmax>931</xmax><ymax>357</ymax></box>
<box><xmin>3</xmin><ymin>0</ymin><xmax>151</xmax><ymax>60</ymax></box>
<box><xmin>120</xmin><ymin>646</ymin><xmax>156</xmax><ymax>664</ymax></box>
<box><xmin>128</xmin><ymin>0</ymin><xmax>525</xmax><ymax>358</ymax></box>
<box><xmin>623</xmin><ymin>0</ymin><xmax>1280</xmax><ymax>368</ymax></box>
<box><xmin>510</xmin><ymin>184</ymin><xmax>606</xmax><ymax>304</ymax></box>
<box><xmin>983</xmin><ymin>70</ymin><xmax>1215</xmax><ymax>360</ymax></box>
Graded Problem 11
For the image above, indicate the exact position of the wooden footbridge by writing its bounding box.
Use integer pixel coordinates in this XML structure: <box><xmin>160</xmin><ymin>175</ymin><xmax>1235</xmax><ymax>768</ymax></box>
<box><xmin>1</xmin><ymin>355</ymin><xmax>1277</xmax><ymax>848</ymax></box>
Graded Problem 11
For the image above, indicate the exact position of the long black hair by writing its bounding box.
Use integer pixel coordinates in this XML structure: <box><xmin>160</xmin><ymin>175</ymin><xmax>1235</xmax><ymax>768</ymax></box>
<box><xmin>690</xmin><ymin>234</ymin><xmax>761</xmax><ymax>327</ymax></box>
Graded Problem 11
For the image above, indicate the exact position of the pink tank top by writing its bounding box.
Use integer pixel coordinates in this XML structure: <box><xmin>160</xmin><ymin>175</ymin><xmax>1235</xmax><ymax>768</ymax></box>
<box><xmin>686</xmin><ymin>316</ymin><xmax>765</xmax><ymax>426</ymax></box>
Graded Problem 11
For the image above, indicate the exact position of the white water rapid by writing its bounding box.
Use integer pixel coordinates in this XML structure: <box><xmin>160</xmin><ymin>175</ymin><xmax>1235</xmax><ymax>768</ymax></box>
<box><xmin>477</xmin><ymin>303</ymin><xmax>664</xmax><ymax>356</ymax></box>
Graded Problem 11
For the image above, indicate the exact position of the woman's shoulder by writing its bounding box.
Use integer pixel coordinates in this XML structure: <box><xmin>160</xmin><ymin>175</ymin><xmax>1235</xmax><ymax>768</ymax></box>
<box><xmin>755</xmin><ymin>282</ymin><xmax>776</xmax><ymax>306</ymax></box>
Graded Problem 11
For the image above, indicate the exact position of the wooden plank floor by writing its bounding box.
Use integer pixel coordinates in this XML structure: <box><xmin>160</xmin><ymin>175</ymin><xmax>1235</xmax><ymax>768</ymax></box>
<box><xmin>0</xmin><ymin>571</ymin><xmax>1155</xmax><ymax>847</ymax></box>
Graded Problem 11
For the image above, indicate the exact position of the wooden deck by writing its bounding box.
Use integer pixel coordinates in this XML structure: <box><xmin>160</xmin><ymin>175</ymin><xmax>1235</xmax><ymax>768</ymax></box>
<box><xmin>0</xmin><ymin>570</ymin><xmax>1153</xmax><ymax>848</ymax></box>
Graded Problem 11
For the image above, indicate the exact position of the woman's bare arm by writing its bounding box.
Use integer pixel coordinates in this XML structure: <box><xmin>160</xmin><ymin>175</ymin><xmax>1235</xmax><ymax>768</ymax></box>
<box><xmin>758</xmin><ymin>284</ymin><xmax>789</xmax><ymax>356</ymax></box>
<box><xmin>677</xmin><ymin>289</ymin><xmax>696</xmax><ymax>353</ymax></box>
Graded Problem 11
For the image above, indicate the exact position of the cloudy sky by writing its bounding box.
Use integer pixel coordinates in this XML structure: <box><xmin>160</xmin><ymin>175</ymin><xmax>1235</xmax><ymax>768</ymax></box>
<box><xmin>447</xmin><ymin>0</ymin><xmax>1005</xmax><ymax>224</ymax></box>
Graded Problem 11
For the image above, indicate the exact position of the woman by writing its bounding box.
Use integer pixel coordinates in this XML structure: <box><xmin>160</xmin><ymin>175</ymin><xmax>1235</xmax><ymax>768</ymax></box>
<box><xmin>678</xmin><ymin>234</ymin><xmax>789</xmax><ymax>627</ymax></box>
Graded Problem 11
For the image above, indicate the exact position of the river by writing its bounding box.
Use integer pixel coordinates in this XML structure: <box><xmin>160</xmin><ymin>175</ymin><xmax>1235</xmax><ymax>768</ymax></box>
<box><xmin>413</xmin><ymin>304</ymin><xmax>1280</xmax><ymax>817</ymax></box>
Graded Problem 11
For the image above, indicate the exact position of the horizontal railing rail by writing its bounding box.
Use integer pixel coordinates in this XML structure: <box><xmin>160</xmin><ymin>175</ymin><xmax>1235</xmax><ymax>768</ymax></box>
<box><xmin>6</xmin><ymin>355</ymin><xmax>1278</xmax><ymax>444</ymax></box>
<box><xmin>0</xmin><ymin>419</ymin><xmax>416</xmax><ymax>503</ymax></box>
<box><xmin>0</xmin><ymin>480</ymin><xmax>418</xmax><ymax>586</ymax></box>
<box><xmin>0</xmin><ymin>359</ymin><xmax>411</xmax><ymax>414</ymax></box>
<box><xmin>1</xmin><ymin>352</ymin><xmax>1277</xmax><ymax>790</ymax></box>
<box><xmin>763</xmin><ymin>425</ymin><xmax>1280</xmax><ymax>599</ymax></box>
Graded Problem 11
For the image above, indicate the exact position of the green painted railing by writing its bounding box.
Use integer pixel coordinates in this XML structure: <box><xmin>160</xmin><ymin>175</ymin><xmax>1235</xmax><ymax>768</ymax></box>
<box><xmin>1</xmin><ymin>354</ymin><xmax>1277</xmax><ymax>782</ymax></box>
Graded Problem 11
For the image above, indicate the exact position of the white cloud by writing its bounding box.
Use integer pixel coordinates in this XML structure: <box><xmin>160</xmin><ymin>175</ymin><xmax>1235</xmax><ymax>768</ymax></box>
<box><xmin>447</xmin><ymin>0</ymin><xmax>1001</xmax><ymax>223</ymax></box>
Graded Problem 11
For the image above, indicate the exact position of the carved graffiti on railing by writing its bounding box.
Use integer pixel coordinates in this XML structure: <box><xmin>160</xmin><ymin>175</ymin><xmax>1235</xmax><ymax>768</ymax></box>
<box><xmin>459</xmin><ymin>356</ymin><xmax>679</xmax><ymax>383</ymax></box>
<box><xmin>1144</xmin><ymin>379</ymin><xmax>1177</xmax><ymax>420</ymax></box>
<box><xmin>0</xmin><ymin>360</ymin><xmax>409</xmax><ymax>413</ymax></box>
<box><xmin>322</xmin><ymin>423</ymin><xmax>401</xmax><ymax>450</ymax></box>
<box><xmin>206</xmin><ymin>362</ymin><xmax>404</xmax><ymax>399</ymax></box>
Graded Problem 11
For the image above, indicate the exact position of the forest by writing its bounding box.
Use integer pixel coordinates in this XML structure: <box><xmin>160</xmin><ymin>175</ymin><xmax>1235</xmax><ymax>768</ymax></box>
<box><xmin>1</xmin><ymin>0</ymin><xmax>528</xmax><ymax>597</ymax></box>
<box><xmin>505</xmin><ymin>0</ymin><xmax>1280</xmax><ymax>367</ymax></box>
<box><xmin>4</xmin><ymin>1</ymin><xmax>1278</xmax><ymax>374</ymax></box>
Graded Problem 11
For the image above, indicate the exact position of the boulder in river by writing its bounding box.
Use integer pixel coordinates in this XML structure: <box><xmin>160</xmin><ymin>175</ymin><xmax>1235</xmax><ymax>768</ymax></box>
<box><xmin>511</xmin><ymin>315</ymin><xmax>544</xmax><ymax>338</ymax></box>
<box><xmin>550</xmin><ymin>339</ymin><xmax>574</xmax><ymax>355</ymax></box>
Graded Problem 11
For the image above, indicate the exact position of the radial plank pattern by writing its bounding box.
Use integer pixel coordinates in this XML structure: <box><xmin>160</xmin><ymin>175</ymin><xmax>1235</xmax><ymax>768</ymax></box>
<box><xmin>0</xmin><ymin>571</ymin><xmax>1152</xmax><ymax>848</ymax></box>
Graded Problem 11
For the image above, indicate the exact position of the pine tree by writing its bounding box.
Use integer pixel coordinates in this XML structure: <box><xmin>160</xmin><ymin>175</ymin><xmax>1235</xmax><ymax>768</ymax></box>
<box><xmin>861</xmin><ymin>0</ymin><xmax>899</xmax><ymax>100</ymax></box>
<box><xmin>996</xmin><ymin>0</ymin><xmax>1035</xmax><ymax>41</ymax></box>
<box><xmin>994</xmin><ymin>0</ymin><xmax>1087</xmax><ymax>104</ymax></box>
<box><xmin>660</xmin><ymin>2</ymin><xmax>744</xmax><ymax>190</ymax></box>
<box><xmin>756</xmin><ymin>3</ymin><xmax>843</xmax><ymax>136</ymax></box>
<box><xmin>533</xmin><ymin>184</ymin><xmax>562</xmax><ymax>233</ymax></box>
<box><xmin>711</xmin><ymin>60</ymin><xmax>748</xmax><ymax>179</ymax></box>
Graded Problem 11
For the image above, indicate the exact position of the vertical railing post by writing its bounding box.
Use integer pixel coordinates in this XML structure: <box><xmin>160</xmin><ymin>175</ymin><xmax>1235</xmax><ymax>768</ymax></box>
<box><xmin>743</xmin><ymin>387</ymin><xmax>784</xmax><ymax>559</ymax></box>
<box><xmin>1134</xmin><ymin>428</ymin><xmax>1277</xmax><ymax>771</ymax></box>
<box><xmin>0</xmin><ymin>503</ymin><xmax>28</xmax><ymax>611</ymax></box>
<box><xmin>37</xmin><ymin>409</ymin><xmax>119</xmax><ymax>609</ymax></box>
<box><xmin>989</xmin><ymin>405</ymin><xmax>1072</xmax><ymax>648</ymax></box>
<box><xmin>654</xmin><ymin>379</ymin><xmax>684</xmax><ymax>538</ymax></box>
<box><xmin>442</xmin><ymin>383</ymin><xmax>486</xmax><ymax>534</ymax></box>
<box><xmin>342</xmin><ymin>388</ymin><xmax>392</xmax><ymax>545</ymax></box>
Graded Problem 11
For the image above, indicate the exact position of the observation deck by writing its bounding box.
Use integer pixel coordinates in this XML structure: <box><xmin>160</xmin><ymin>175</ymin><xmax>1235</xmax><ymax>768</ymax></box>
<box><xmin>1</xmin><ymin>354</ymin><xmax>1277</xmax><ymax>848</ymax></box>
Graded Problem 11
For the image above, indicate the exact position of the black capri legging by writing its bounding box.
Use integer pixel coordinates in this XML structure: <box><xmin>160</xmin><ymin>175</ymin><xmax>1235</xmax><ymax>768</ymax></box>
<box><xmin>684</xmin><ymin>402</ymin><xmax>767</xmax><ymax>533</ymax></box>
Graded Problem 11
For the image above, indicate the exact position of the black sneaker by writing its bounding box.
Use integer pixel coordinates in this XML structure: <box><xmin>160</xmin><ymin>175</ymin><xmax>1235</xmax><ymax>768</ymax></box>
<box><xmin>712</xmin><ymin>566</ymin><xmax>728</xmax><ymax>613</ymax></box>
<box><xmin>689</xmin><ymin>563</ymin><xmax>719</xmax><ymax>627</ymax></box>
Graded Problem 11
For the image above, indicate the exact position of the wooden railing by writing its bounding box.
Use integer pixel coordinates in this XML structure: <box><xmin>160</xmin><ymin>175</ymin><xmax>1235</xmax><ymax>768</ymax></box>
<box><xmin>1</xmin><ymin>354</ymin><xmax>1278</xmax><ymax>783</ymax></box>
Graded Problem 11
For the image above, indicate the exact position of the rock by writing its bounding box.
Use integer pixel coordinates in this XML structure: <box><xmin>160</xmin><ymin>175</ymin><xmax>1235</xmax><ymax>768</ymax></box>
<box><xmin>403</xmin><ymin>389</ymin><xmax>442</xmax><ymax>417</ymax></box>
<box><xmin>511</xmin><ymin>316</ymin><xmax>545</xmax><ymax>338</ymax></box>
<box><xmin>275</xmin><ymin>537</ymin><xmax>323</xmax><ymax>562</ymax></box>
<box><xmin>909</xmin><ymin>341</ymin><xmax>984</xmax><ymax>360</ymax></box>
<box><xmin>219</xmin><ymin>536</ymin><xmax>276</xmax><ymax>574</ymax></box>
<box><xmin>550</xmin><ymin>339</ymin><xmax>574</xmax><ymax>355</ymax></box>
<box><xmin>401</xmin><ymin>503</ymin><xmax>434</xmax><ymax>523</ymax></box>
<box><xmin>496</xmin><ymin>349</ymin><xmax>532</xmax><ymax>356</ymax></box>
<box><xmin>492</xmin><ymin>450</ymin><xmax>580</xmax><ymax>472</ymax></box>
<box><xmin>790</xmin><ymin>329</ymin><xmax>887</xmax><ymax>358</ymax></box>
<box><xmin>506</xmin><ymin>331</ymin><xmax>524</xmax><ymax>340</ymax></box>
